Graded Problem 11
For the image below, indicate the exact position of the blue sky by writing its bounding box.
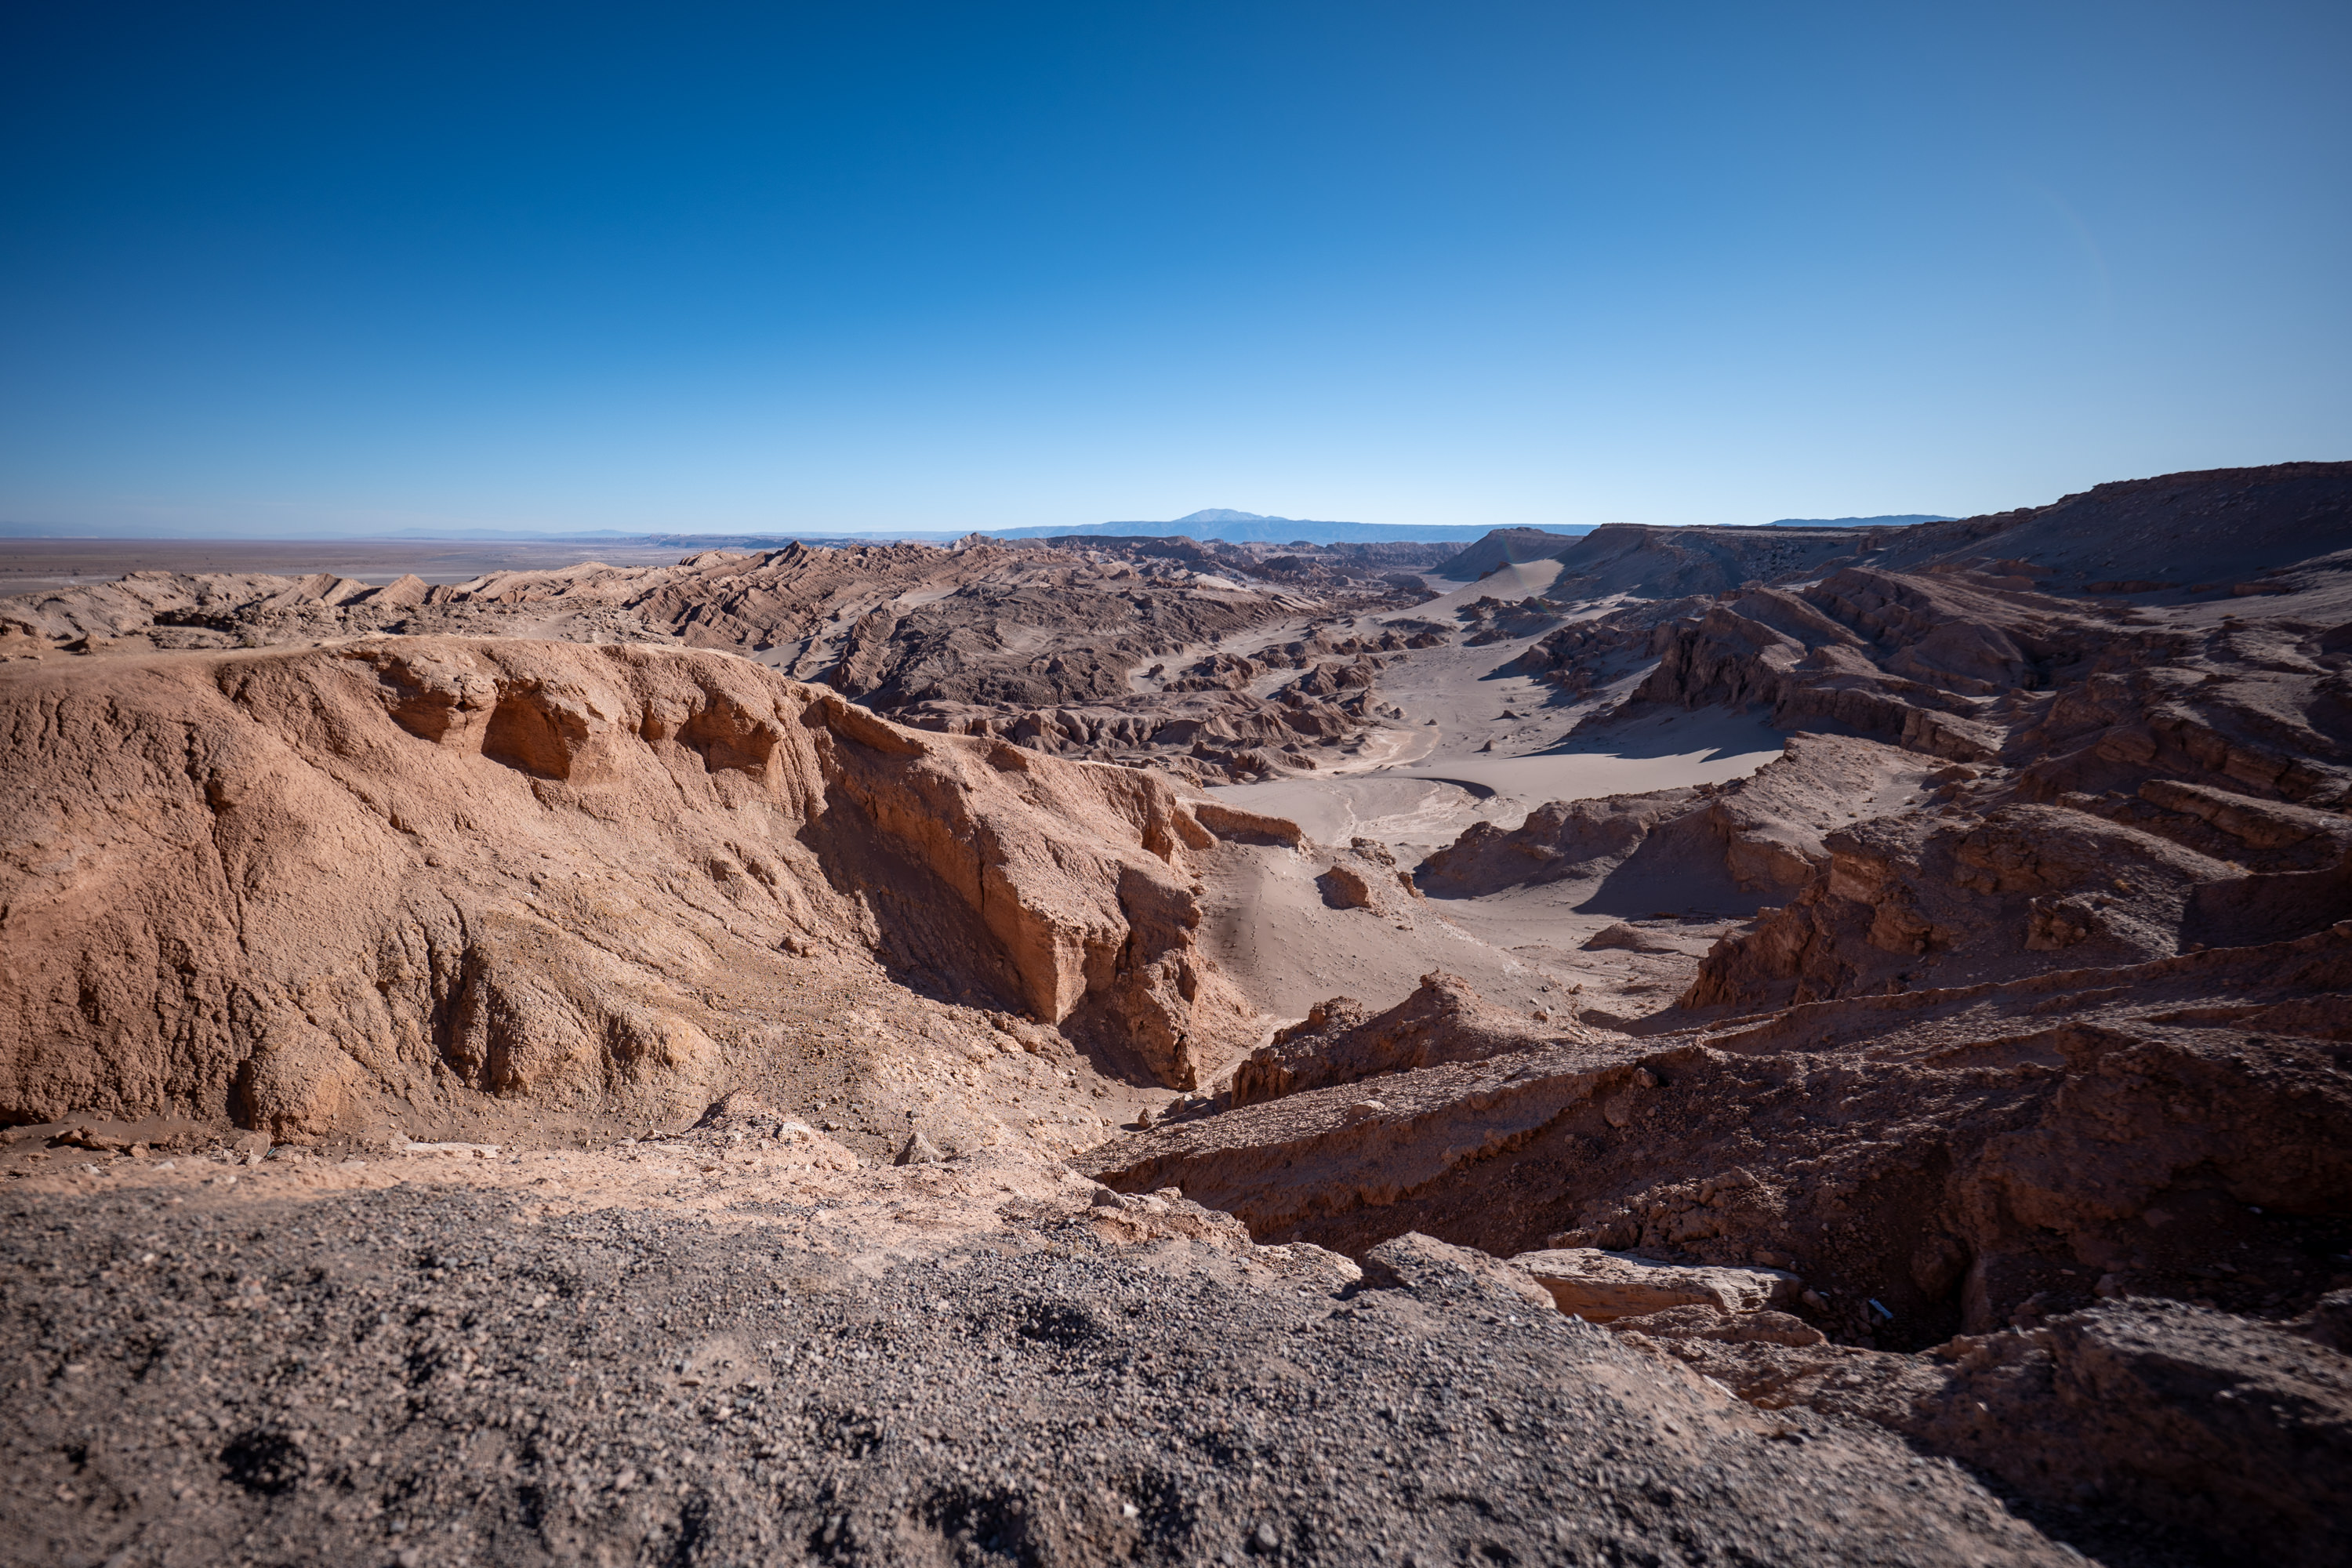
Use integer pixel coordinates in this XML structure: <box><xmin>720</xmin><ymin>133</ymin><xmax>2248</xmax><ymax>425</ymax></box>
<box><xmin>2</xmin><ymin>0</ymin><xmax>2346</xmax><ymax>537</ymax></box>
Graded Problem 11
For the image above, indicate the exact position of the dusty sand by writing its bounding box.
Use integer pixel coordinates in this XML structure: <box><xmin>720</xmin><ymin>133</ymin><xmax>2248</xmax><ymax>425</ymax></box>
<box><xmin>1189</xmin><ymin>561</ymin><xmax>1787</xmax><ymax>1039</ymax></box>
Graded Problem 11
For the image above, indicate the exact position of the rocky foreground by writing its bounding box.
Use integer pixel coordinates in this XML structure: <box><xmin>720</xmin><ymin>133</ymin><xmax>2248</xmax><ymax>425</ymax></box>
<box><xmin>6</xmin><ymin>1134</ymin><xmax>2147</xmax><ymax>1568</ymax></box>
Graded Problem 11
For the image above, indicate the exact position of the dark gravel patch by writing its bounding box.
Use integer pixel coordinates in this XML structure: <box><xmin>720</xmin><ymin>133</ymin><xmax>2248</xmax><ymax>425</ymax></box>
<box><xmin>3</xmin><ymin>1185</ymin><xmax>2084</xmax><ymax>1566</ymax></box>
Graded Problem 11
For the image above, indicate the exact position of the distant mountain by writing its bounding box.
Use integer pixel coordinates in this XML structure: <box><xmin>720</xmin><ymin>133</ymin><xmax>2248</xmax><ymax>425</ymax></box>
<box><xmin>0</xmin><ymin>507</ymin><xmax>1585</xmax><ymax>549</ymax></box>
<box><xmin>379</xmin><ymin>527</ymin><xmax>664</xmax><ymax>542</ymax></box>
<box><xmin>986</xmin><ymin>509</ymin><xmax>1529</xmax><ymax>545</ymax></box>
<box><xmin>1764</xmin><ymin>514</ymin><xmax>1950</xmax><ymax>529</ymax></box>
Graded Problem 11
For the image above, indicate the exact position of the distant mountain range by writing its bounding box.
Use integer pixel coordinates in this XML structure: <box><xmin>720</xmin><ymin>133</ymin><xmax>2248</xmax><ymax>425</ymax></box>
<box><xmin>0</xmin><ymin>511</ymin><xmax>1501</xmax><ymax>546</ymax></box>
<box><xmin>1766</xmin><ymin>514</ymin><xmax>1950</xmax><ymax>528</ymax></box>
<box><xmin>985</xmin><ymin>509</ymin><xmax>1508</xmax><ymax>544</ymax></box>
<box><xmin>0</xmin><ymin>507</ymin><xmax>1951</xmax><ymax>547</ymax></box>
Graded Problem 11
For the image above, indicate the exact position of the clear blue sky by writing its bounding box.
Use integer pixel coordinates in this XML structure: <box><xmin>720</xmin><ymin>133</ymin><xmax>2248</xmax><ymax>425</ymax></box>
<box><xmin>2</xmin><ymin>0</ymin><xmax>2346</xmax><ymax>537</ymax></box>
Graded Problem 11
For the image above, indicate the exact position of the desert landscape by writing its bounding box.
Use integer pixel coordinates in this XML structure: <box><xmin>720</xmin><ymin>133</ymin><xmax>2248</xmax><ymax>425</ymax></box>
<box><xmin>2</xmin><ymin>461</ymin><xmax>2348</xmax><ymax>1565</ymax></box>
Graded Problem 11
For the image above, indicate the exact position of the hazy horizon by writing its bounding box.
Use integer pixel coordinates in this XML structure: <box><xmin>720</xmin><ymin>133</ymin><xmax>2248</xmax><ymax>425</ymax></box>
<box><xmin>0</xmin><ymin>507</ymin><xmax>1929</xmax><ymax>543</ymax></box>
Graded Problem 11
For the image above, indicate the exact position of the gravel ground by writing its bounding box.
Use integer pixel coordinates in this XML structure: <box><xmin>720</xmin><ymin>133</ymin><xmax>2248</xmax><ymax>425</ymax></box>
<box><xmin>0</xmin><ymin>1153</ymin><xmax>2100</xmax><ymax>1568</ymax></box>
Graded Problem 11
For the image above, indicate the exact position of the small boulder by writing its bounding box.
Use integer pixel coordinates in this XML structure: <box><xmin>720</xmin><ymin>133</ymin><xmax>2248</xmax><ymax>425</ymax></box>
<box><xmin>1316</xmin><ymin>863</ymin><xmax>1378</xmax><ymax>910</ymax></box>
<box><xmin>1360</xmin><ymin>1232</ymin><xmax>1555</xmax><ymax>1311</ymax></box>
<box><xmin>895</xmin><ymin>1130</ymin><xmax>943</xmax><ymax>1166</ymax></box>
<box><xmin>1606</xmin><ymin>1304</ymin><xmax>1827</xmax><ymax>1348</ymax></box>
<box><xmin>1510</xmin><ymin>1247</ymin><xmax>1802</xmax><ymax>1321</ymax></box>
<box><xmin>695</xmin><ymin>1090</ymin><xmax>778</xmax><ymax>1131</ymax></box>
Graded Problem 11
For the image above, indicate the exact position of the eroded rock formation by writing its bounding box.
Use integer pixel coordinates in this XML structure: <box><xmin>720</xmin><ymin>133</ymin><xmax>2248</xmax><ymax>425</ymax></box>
<box><xmin>0</xmin><ymin>639</ymin><xmax>1261</xmax><ymax>1140</ymax></box>
<box><xmin>1073</xmin><ymin>465</ymin><xmax>2352</xmax><ymax>1559</ymax></box>
<box><xmin>1228</xmin><ymin>971</ymin><xmax>1600</xmax><ymax>1107</ymax></box>
<box><xmin>9</xmin><ymin>462</ymin><xmax>2352</xmax><ymax>1565</ymax></box>
<box><xmin>0</xmin><ymin>534</ymin><xmax>1453</xmax><ymax>784</ymax></box>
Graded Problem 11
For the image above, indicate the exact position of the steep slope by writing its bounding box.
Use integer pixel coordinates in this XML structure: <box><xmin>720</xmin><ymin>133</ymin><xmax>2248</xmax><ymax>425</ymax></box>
<box><xmin>1875</xmin><ymin>460</ymin><xmax>2352</xmax><ymax>590</ymax></box>
<box><xmin>0</xmin><ymin>639</ymin><xmax>1266</xmax><ymax>1146</ymax></box>
<box><xmin>1543</xmin><ymin>521</ymin><xmax>1906</xmax><ymax>600</ymax></box>
<box><xmin>1429</xmin><ymin>527</ymin><xmax>1588</xmax><ymax>580</ymax></box>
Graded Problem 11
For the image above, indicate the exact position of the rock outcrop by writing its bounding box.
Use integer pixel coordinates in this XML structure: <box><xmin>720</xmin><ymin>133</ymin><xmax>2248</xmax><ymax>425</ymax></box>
<box><xmin>1416</xmin><ymin>787</ymin><xmax>1702</xmax><ymax>895</ymax></box>
<box><xmin>1080</xmin><ymin>940</ymin><xmax>2352</xmax><ymax>1558</ymax></box>
<box><xmin>0</xmin><ymin>638</ymin><xmax>1260</xmax><ymax>1138</ymax></box>
<box><xmin>1512</xmin><ymin>1247</ymin><xmax>1802</xmax><ymax>1320</ymax></box>
<box><xmin>1610</xmin><ymin>1294</ymin><xmax>2352</xmax><ymax>1563</ymax></box>
<box><xmin>1417</xmin><ymin>733</ymin><xmax>1936</xmax><ymax>913</ymax></box>
<box><xmin>1542</xmin><ymin>521</ymin><xmax>1907</xmax><ymax>601</ymax></box>
<box><xmin>1226</xmin><ymin>972</ymin><xmax>1602</xmax><ymax>1108</ymax></box>
<box><xmin>1527</xmin><ymin>469</ymin><xmax>2352</xmax><ymax>807</ymax></box>
<box><xmin>1682</xmin><ymin>771</ymin><xmax>2352</xmax><ymax>1012</ymax></box>
<box><xmin>1084</xmin><ymin>932</ymin><xmax>2352</xmax><ymax>1345</ymax></box>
